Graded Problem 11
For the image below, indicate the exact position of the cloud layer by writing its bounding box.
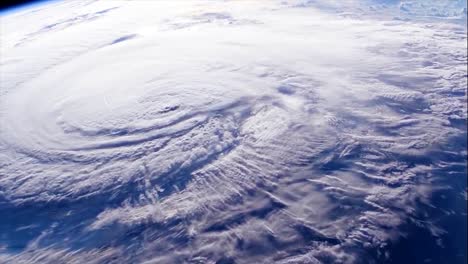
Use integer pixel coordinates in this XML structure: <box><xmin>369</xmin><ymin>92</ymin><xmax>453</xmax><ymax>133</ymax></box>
<box><xmin>0</xmin><ymin>1</ymin><xmax>466</xmax><ymax>263</ymax></box>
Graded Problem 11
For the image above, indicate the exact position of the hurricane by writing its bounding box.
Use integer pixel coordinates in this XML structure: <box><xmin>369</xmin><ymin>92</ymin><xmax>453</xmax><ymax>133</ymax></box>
<box><xmin>0</xmin><ymin>1</ymin><xmax>466</xmax><ymax>263</ymax></box>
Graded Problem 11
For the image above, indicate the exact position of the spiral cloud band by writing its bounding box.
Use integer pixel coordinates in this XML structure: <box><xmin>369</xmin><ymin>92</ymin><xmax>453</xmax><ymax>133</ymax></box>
<box><xmin>0</xmin><ymin>1</ymin><xmax>466</xmax><ymax>263</ymax></box>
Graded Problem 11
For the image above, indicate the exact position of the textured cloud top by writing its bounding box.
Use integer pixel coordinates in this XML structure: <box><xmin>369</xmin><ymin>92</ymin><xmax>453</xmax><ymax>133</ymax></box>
<box><xmin>0</xmin><ymin>1</ymin><xmax>466</xmax><ymax>263</ymax></box>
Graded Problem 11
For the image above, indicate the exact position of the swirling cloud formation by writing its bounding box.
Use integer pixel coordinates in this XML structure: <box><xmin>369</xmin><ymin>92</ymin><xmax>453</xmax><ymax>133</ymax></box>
<box><xmin>0</xmin><ymin>1</ymin><xmax>466</xmax><ymax>263</ymax></box>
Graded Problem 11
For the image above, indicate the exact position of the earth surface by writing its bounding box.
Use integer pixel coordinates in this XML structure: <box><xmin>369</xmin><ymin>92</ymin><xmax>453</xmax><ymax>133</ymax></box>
<box><xmin>0</xmin><ymin>1</ymin><xmax>467</xmax><ymax>263</ymax></box>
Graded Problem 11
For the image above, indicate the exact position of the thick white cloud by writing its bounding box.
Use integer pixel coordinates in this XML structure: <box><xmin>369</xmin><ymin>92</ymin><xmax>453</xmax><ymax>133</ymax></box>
<box><xmin>0</xmin><ymin>0</ymin><xmax>466</xmax><ymax>263</ymax></box>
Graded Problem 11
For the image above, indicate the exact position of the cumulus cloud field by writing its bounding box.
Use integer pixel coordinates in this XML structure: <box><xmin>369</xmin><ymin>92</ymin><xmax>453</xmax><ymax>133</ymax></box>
<box><xmin>0</xmin><ymin>0</ymin><xmax>466</xmax><ymax>263</ymax></box>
